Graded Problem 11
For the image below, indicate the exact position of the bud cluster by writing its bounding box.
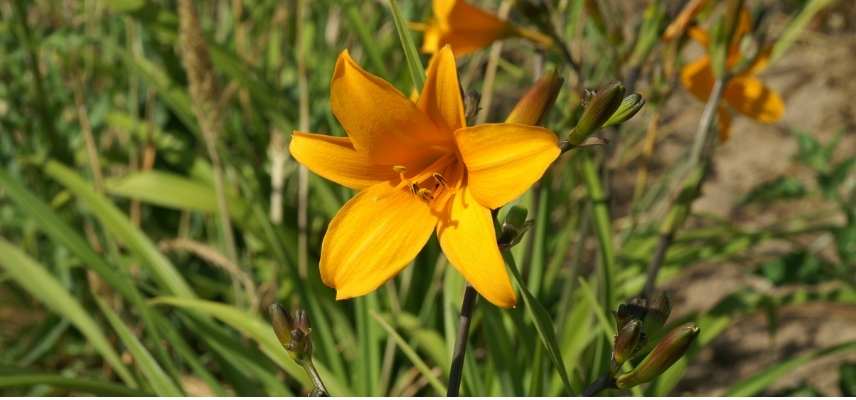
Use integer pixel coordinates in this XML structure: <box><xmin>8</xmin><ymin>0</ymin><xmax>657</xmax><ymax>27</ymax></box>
<box><xmin>270</xmin><ymin>303</ymin><xmax>314</xmax><ymax>363</ymax></box>
<box><xmin>566</xmin><ymin>82</ymin><xmax>645</xmax><ymax>149</ymax></box>
<box><xmin>607</xmin><ymin>293</ymin><xmax>699</xmax><ymax>390</ymax></box>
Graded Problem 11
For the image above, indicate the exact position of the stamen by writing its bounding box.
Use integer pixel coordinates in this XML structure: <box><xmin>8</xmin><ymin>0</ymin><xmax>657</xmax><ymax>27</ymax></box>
<box><xmin>416</xmin><ymin>188</ymin><xmax>435</xmax><ymax>201</ymax></box>
<box><xmin>432</xmin><ymin>172</ymin><xmax>448</xmax><ymax>188</ymax></box>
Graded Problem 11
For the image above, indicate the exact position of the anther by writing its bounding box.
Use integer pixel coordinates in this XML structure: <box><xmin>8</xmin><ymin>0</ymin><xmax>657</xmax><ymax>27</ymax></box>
<box><xmin>416</xmin><ymin>188</ymin><xmax>435</xmax><ymax>201</ymax></box>
<box><xmin>432</xmin><ymin>173</ymin><xmax>448</xmax><ymax>187</ymax></box>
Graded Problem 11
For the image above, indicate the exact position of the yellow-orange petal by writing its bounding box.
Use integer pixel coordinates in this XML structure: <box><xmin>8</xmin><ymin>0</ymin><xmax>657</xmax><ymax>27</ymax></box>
<box><xmin>419</xmin><ymin>46</ymin><xmax>466</xmax><ymax>133</ymax></box>
<box><xmin>289</xmin><ymin>132</ymin><xmax>396</xmax><ymax>190</ymax></box>
<box><xmin>716</xmin><ymin>106</ymin><xmax>733</xmax><ymax>142</ymax></box>
<box><xmin>422</xmin><ymin>21</ymin><xmax>443</xmax><ymax>54</ymax></box>
<box><xmin>429</xmin><ymin>0</ymin><xmax>512</xmax><ymax>56</ymax></box>
<box><xmin>663</xmin><ymin>0</ymin><xmax>708</xmax><ymax>42</ymax></box>
<box><xmin>454</xmin><ymin>123</ymin><xmax>560</xmax><ymax>209</ymax></box>
<box><xmin>320</xmin><ymin>182</ymin><xmax>438</xmax><ymax>300</ymax></box>
<box><xmin>436</xmin><ymin>185</ymin><xmax>515</xmax><ymax>308</ymax></box>
<box><xmin>687</xmin><ymin>26</ymin><xmax>709</xmax><ymax>48</ymax></box>
<box><xmin>680</xmin><ymin>55</ymin><xmax>714</xmax><ymax>102</ymax></box>
<box><xmin>330</xmin><ymin>50</ymin><xmax>450</xmax><ymax>165</ymax></box>
<box><xmin>724</xmin><ymin>77</ymin><xmax>784</xmax><ymax>123</ymax></box>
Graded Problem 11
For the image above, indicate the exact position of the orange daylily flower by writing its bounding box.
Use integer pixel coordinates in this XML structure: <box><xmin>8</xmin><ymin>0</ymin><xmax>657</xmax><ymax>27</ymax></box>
<box><xmin>289</xmin><ymin>46</ymin><xmax>560</xmax><ymax>307</ymax></box>
<box><xmin>680</xmin><ymin>9</ymin><xmax>784</xmax><ymax>141</ymax></box>
<box><xmin>421</xmin><ymin>0</ymin><xmax>552</xmax><ymax>56</ymax></box>
<box><xmin>662</xmin><ymin>0</ymin><xmax>708</xmax><ymax>42</ymax></box>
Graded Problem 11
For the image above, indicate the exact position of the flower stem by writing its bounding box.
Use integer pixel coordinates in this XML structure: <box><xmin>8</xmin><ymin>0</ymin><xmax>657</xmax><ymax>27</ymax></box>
<box><xmin>581</xmin><ymin>373</ymin><xmax>616</xmax><ymax>396</ymax></box>
<box><xmin>642</xmin><ymin>78</ymin><xmax>727</xmax><ymax>296</ymax></box>
<box><xmin>301</xmin><ymin>359</ymin><xmax>329</xmax><ymax>396</ymax></box>
<box><xmin>447</xmin><ymin>285</ymin><xmax>478</xmax><ymax>396</ymax></box>
<box><xmin>688</xmin><ymin>78</ymin><xmax>727</xmax><ymax>166</ymax></box>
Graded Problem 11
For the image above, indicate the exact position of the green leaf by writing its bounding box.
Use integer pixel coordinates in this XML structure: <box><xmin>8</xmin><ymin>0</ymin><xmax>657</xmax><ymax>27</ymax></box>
<box><xmin>150</xmin><ymin>296</ymin><xmax>350</xmax><ymax>396</ymax></box>
<box><xmin>504</xmin><ymin>251</ymin><xmax>577</xmax><ymax>394</ymax></box>
<box><xmin>44</xmin><ymin>161</ymin><xmax>196</xmax><ymax>298</ymax></box>
<box><xmin>0</xmin><ymin>238</ymin><xmax>137</xmax><ymax>387</ymax></box>
<box><xmin>95</xmin><ymin>299</ymin><xmax>183</xmax><ymax>396</ymax></box>
<box><xmin>739</xmin><ymin>176</ymin><xmax>807</xmax><ymax>206</ymax></box>
<box><xmin>0</xmin><ymin>374</ymin><xmax>149</xmax><ymax>396</ymax></box>
<box><xmin>105</xmin><ymin>170</ymin><xmax>221</xmax><ymax>213</ymax></box>
<box><xmin>726</xmin><ymin>341</ymin><xmax>856</xmax><ymax>396</ymax></box>
<box><xmin>840</xmin><ymin>363</ymin><xmax>856</xmax><ymax>396</ymax></box>
<box><xmin>386</xmin><ymin>0</ymin><xmax>425</xmax><ymax>90</ymax></box>
<box><xmin>370</xmin><ymin>311</ymin><xmax>446</xmax><ymax>395</ymax></box>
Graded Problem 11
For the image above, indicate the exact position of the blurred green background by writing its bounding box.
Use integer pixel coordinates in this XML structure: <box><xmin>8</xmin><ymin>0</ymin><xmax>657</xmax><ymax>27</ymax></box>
<box><xmin>0</xmin><ymin>0</ymin><xmax>854</xmax><ymax>396</ymax></box>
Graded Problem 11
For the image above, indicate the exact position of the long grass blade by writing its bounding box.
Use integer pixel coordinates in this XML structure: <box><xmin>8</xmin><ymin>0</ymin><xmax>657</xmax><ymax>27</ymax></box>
<box><xmin>0</xmin><ymin>238</ymin><xmax>137</xmax><ymax>386</ymax></box>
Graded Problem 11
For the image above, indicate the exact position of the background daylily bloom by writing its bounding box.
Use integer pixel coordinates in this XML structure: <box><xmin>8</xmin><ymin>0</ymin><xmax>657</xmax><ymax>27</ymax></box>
<box><xmin>420</xmin><ymin>0</ymin><xmax>552</xmax><ymax>56</ymax></box>
<box><xmin>679</xmin><ymin>8</ymin><xmax>784</xmax><ymax>141</ymax></box>
<box><xmin>289</xmin><ymin>46</ymin><xmax>560</xmax><ymax>308</ymax></box>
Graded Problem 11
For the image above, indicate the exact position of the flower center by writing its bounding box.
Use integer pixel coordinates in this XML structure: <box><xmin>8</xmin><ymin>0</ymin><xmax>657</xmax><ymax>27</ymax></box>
<box><xmin>391</xmin><ymin>154</ymin><xmax>457</xmax><ymax>204</ymax></box>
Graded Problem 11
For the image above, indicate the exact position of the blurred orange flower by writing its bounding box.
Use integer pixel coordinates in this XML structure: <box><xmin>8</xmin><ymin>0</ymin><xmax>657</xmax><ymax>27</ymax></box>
<box><xmin>289</xmin><ymin>46</ymin><xmax>560</xmax><ymax>307</ymax></box>
<box><xmin>680</xmin><ymin>9</ymin><xmax>784</xmax><ymax>141</ymax></box>
<box><xmin>420</xmin><ymin>0</ymin><xmax>552</xmax><ymax>56</ymax></box>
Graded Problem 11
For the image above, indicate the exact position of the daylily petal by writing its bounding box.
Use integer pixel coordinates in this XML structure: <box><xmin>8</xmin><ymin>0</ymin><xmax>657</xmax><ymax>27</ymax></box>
<box><xmin>663</xmin><ymin>0</ymin><xmax>708</xmax><ymax>42</ymax></box>
<box><xmin>680</xmin><ymin>55</ymin><xmax>714</xmax><ymax>102</ymax></box>
<box><xmin>687</xmin><ymin>26</ymin><xmax>709</xmax><ymax>48</ymax></box>
<box><xmin>437</xmin><ymin>185</ymin><xmax>515</xmax><ymax>308</ymax></box>
<box><xmin>716</xmin><ymin>106</ymin><xmax>733</xmax><ymax>142</ymax></box>
<box><xmin>427</xmin><ymin>0</ymin><xmax>513</xmax><ymax>56</ymax></box>
<box><xmin>724</xmin><ymin>77</ymin><xmax>784</xmax><ymax>123</ymax></box>
<box><xmin>455</xmin><ymin>123</ymin><xmax>560</xmax><ymax>209</ymax></box>
<box><xmin>741</xmin><ymin>46</ymin><xmax>772</xmax><ymax>77</ymax></box>
<box><xmin>330</xmin><ymin>50</ymin><xmax>449</xmax><ymax>164</ymax></box>
<box><xmin>289</xmin><ymin>132</ymin><xmax>395</xmax><ymax>190</ymax></box>
<box><xmin>419</xmin><ymin>46</ymin><xmax>466</xmax><ymax>133</ymax></box>
<box><xmin>320</xmin><ymin>183</ymin><xmax>437</xmax><ymax>299</ymax></box>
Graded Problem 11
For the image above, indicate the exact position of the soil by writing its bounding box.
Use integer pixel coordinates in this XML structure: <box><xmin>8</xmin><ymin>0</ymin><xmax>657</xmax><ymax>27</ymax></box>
<box><xmin>657</xmin><ymin>14</ymin><xmax>856</xmax><ymax>396</ymax></box>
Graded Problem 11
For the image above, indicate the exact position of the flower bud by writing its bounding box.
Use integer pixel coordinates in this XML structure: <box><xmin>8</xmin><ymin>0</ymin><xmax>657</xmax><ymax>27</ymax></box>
<box><xmin>498</xmin><ymin>206</ymin><xmax>533</xmax><ymax>249</ymax></box>
<box><xmin>602</xmin><ymin>93</ymin><xmax>645</xmax><ymax>128</ymax></box>
<box><xmin>568</xmin><ymin>82</ymin><xmax>624</xmax><ymax>146</ymax></box>
<box><xmin>612</xmin><ymin>319</ymin><xmax>644</xmax><ymax>369</ymax></box>
<box><xmin>616</xmin><ymin>323</ymin><xmax>700</xmax><ymax>389</ymax></box>
<box><xmin>662</xmin><ymin>0</ymin><xmax>708</xmax><ymax>42</ymax></box>
<box><xmin>615</xmin><ymin>297</ymin><xmax>648</xmax><ymax>332</ymax></box>
<box><xmin>505</xmin><ymin>71</ymin><xmax>563</xmax><ymax>126</ymax></box>
<box><xmin>643</xmin><ymin>292</ymin><xmax>672</xmax><ymax>336</ymax></box>
<box><xmin>270</xmin><ymin>303</ymin><xmax>313</xmax><ymax>363</ymax></box>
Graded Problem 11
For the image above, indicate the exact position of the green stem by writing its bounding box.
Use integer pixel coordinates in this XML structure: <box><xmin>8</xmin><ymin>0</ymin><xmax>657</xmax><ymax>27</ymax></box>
<box><xmin>581</xmin><ymin>152</ymin><xmax>615</xmax><ymax>312</ymax></box>
<box><xmin>447</xmin><ymin>285</ymin><xmax>478</xmax><ymax>396</ymax></box>
<box><xmin>642</xmin><ymin>78</ymin><xmax>727</xmax><ymax>296</ymax></box>
<box><xmin>300</xmin><ymin>359</ymin><xmax>329</xmax><ymax>396</ymax></box>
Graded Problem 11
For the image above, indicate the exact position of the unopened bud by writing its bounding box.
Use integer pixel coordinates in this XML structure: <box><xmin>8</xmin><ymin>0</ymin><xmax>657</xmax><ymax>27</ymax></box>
<box><xmin>506</xmin><ymin>71</ymin><xmax>563</xmax><ymax>126</ymax></box>
<box><xmin>568</xmin><ymin>82</ymin><xmax>624</xmax><ymax>146</ymax></box>
<box><xmin>612</xmin><ymin>319</ymin><xmax>644</xmax><ymax>369</ymax></box>
<box><xmin>616</xmin><ymin>323</ymin><xmax>700</xmax><ymax>389</ymax></box>
<box><xmin>498</xmin><ymin>206</ymin><xmax>533</xmax><ymax>249</ymax></box>
<box><xmin>270</xmin><ymin>304</ymin><xmax>313</xmax><ymax>363</ymax></box>
<box><xmin>602</xmin><ymin>94</ymin><xmax>645</xmax><ymax>128</ymax></box>
<box><xmin>615</xmin><ymin>297</ymin><xmax>648</xmax><ymax>332</ymax></box>
<box><xmin>643</xmin><ymin>292</ymin><xmax>672</xmax><ymax>336</ymax></box>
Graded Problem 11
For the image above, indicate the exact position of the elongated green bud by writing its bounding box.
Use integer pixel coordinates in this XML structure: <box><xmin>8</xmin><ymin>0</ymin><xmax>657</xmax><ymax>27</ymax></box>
<box><xmin>643</xmin><ymin>292</ymin><xmax>672</xmax><ymax>336</ymax></box>
<box><xmin>498</xmin><ymin>206</ymin><xmax>532</xmax><ymax>249</ymax></box>
<box><xmin>612</xmin><ymin>319</ymin><xmax>644</xmax><ymax>369</ymax></box>
<box><xmin>616</xmin><ymin>323</ymin><xmax>700</xmax><ymax>389</ymax></box>
<box><xmin>602</xmin><ymin>94</ymin><xmax>645</xmax><ymax>128</ymax></box>
<box><xmin>506</xmin><ymin>71</ymin><xmax>563</xmax><ymax>126</ymax></box>
<box><xmin>270</xmin><ymin>303</ymin><xmax>313</xmax><ymax>363</ymax></box>
<box><xmin>568</xmin><ymin>82</ymin><xmax>624</xmax><ymax>145</ymax></box>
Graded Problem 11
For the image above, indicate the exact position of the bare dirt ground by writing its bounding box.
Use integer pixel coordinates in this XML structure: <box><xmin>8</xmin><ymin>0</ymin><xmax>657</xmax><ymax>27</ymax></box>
<box><xmin>661</xmin><ymin>13</ymin><xmax>856</xmax><ymax>395</ymax></box>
